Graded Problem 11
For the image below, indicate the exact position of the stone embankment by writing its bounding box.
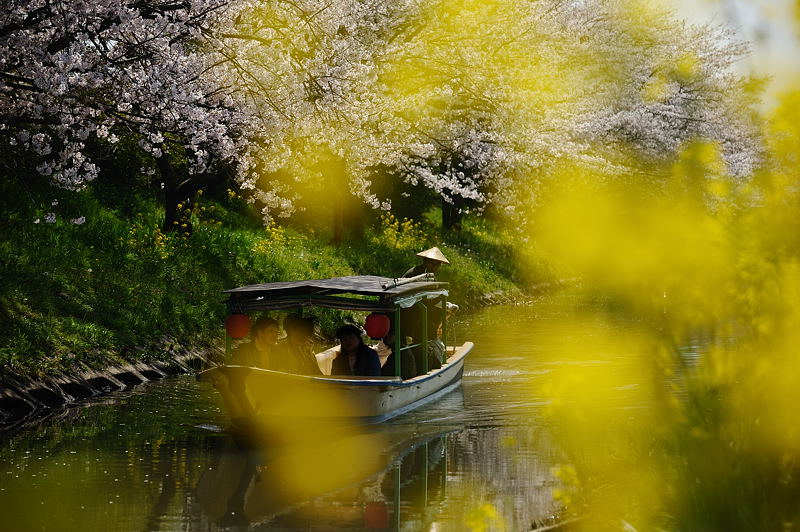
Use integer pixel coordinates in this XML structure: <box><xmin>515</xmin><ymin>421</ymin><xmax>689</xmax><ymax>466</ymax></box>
<box><xmin>0</xmin><ymin>350</ymin><xmax>221</xmax><ymax>427</ymax></box>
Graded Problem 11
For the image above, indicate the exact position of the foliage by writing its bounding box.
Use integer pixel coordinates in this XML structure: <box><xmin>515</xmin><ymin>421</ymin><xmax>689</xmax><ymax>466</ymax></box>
<box><xmin>515</xmin><ymin>89</ymin><xmax>800</xmax><ymax>530</ymax></box>
<box><xmin>223</xmin><ymin>0</ymin><xmax>761</xmax><ymax>221</ymax></box>
<box><xmin>0</xmin><ymin>171</ymin><xmax>521</xmax><ymax>377</ymax></box>
<box><xmin>321</xmin><ymin>208</ymin><xmax>522</xmax><ymax>305</ymax></box>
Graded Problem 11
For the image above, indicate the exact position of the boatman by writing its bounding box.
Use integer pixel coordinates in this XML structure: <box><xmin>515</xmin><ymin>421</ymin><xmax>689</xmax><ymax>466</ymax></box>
<box><xmin>402</xmin><ymin>246</ymin><xmax>450</xmax><ymax>278</ymax></box>
<box><xmin>400</xmin><ymin>247</ymin><xmax>450</xmax><ymax>376</ymax></box>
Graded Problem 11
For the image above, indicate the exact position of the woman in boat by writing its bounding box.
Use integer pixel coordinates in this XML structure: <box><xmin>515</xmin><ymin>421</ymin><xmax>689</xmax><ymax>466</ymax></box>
<box><xmin>229</xmin><ymin>316</ymin><xmax>279</xmax><ymax>369</ymax></box>
<box><xmin>331</xmin><ymin>324</ymin><xmax>381</xmax><ymax>376</ymax></box>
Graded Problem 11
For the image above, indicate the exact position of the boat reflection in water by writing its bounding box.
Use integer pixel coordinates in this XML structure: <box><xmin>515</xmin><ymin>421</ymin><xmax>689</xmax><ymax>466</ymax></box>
<box><xmin>197</xmin><ymin>421</ymin><xmax>454</xmax><ymax>529</ymax></box>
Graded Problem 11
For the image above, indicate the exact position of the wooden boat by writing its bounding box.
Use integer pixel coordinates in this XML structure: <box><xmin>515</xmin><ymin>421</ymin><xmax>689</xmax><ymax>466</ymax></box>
<box><xmin>198</xmin><ymin>275</ymin><xmax>473</xmax><ymax>428</ymax></box>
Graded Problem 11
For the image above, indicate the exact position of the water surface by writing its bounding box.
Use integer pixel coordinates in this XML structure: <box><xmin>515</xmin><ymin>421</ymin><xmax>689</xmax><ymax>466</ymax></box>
<box><xmin>0</xmin><ymin>298</ymin><xmax>625</xmax><ymax>531</ymax></box>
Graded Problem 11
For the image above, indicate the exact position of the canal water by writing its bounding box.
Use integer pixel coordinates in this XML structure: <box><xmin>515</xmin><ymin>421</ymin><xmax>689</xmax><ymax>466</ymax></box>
<box><xmin>0</xmin><ymin>298</ymin><xmax>623</xmax><ymax>531</ymax></box>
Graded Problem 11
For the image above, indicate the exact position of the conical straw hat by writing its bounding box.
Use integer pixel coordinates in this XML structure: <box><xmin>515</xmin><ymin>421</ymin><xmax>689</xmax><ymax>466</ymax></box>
<box><xmin>416</xmin><ymin>247</ymin><xmax>450</xmax><ymax>264</ymax></box>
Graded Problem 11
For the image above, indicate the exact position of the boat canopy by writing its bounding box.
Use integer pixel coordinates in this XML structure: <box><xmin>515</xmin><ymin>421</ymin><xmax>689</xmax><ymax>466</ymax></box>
<box><xmin>225</xmin><ymin>275</ymin><xmax>449</xmax><ymax>312</ymax></box>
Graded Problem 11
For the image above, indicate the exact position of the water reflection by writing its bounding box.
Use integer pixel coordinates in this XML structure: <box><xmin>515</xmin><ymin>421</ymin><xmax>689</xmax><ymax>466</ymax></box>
<box><xmin>196</xmin><ymin>425</ymin><xmax>454</xmax><ymax>529</ymax></box>
<box><xmin>0</xmin><ymin>380</ymin><xmax>226</xmax><ymax>532</ymax></box>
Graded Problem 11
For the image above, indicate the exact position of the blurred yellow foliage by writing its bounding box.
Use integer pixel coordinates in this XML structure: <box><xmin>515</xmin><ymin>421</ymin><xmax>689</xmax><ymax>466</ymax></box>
<box><xmin>642</xmin><ymin>75</ymin><xmax>670</xmax><ymax>103</ymax></box>
<box><xmin>673</xmin><ymin>52</ymin><xmax>700</xmax><ymax>83</ymax></box>
<box><xmin>465</xmin><ymin>502</ymin><xmax>506</xmax><ymax>532</ymax></box>
<box><xmin>513</xmin><ymin>91</ymin><xmax>800</xmax><ymax>528</ymax></box>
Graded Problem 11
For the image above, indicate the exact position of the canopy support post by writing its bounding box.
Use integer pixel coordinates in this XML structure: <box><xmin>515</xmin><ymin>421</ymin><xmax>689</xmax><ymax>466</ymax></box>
<box><xmin>394</xmin><ymin>305</ymin><xmax>402</xmax><ymax>378</ymax></box>
<box><xmin>419</xmin><ymin>302</ymin><xmax>428</xmax><ymax>374</ymax></box>
<box><xmin>440</xmin><ymin>295</ymin><xmax>447</xmax><ymax>350</ymax></box>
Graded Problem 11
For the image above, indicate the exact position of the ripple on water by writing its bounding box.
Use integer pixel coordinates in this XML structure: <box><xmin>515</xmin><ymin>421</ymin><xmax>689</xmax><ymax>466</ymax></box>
<box><xmin>464</xmin><ymin>368</ymin><xmax>551</xmax><ymax>379</ymax></box>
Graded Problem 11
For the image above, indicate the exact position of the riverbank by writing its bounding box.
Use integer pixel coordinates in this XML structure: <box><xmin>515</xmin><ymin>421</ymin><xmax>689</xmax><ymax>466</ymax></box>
<box><xmin>1</xmin><ymin>174</ymin><xmax>550</xmax><ymax>421</ymax></box>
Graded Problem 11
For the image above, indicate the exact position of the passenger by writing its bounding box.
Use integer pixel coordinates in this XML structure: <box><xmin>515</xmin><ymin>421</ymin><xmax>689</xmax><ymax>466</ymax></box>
<box><xmin>275</xmin><ymin>314</ymin><xmax>322</xmax><ymax>375</ymax></box>
<box><xmin>331</xmin><ymin>324</ymin><xmax>381</xmax><ymax>377</ymax></box>
<box><xmin>402</xmin><ymin>246</ymin><xmax>450</xmax><ymax>278</ymax></box>
<box><xmin>372</xmin><ymin>333</ymin><xmax>392</xmax><ymax>367</ymax></box>
<box><xmin>379</xmin><ymin>329</ymin><xmax>417</xmax><ymax>380</ymax></box>
<box><xmin>229</xmin><ymin>316</ymin><xmax>279</xmax><ymax>369</ymax></box>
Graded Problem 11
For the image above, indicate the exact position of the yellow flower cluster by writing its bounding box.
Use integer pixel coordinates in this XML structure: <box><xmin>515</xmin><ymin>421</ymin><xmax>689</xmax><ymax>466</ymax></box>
<box><xmin>252</xmin><ymin>223</ymin><xmax>289</xmax><ymax>254</ymax></box>
<box><xmin>172</xmin><ymin>190</ymin><xmax>224</xmax><ymax>233</ymax></box>
<box><xmin>378</xmin><ymin>213</ymin><xmax>426</xmax><ymax>250</ymax></box>
<box><xmin>127</xmin><ymin>223</ymin><xmax>172</xmax><ymax>260</ymax></box>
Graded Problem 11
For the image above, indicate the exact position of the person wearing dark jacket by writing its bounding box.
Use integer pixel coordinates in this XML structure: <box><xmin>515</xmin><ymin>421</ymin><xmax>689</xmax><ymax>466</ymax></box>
<box><xmin>331</xmin><ymin>324</ymin><xmax>381</xmax><ymax>376</ymax></box>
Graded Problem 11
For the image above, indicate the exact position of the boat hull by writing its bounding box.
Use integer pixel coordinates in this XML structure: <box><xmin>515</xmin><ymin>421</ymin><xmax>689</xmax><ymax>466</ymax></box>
<box><xmin>199</xmin><ymin>342</ymin><xmax>472</xmax><ymax>426</ymax></box>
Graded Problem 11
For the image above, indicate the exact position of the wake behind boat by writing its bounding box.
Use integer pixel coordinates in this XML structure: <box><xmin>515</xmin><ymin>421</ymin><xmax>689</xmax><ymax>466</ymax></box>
<box><xmin>198</xmin><ymin>274</ymin><xmax>473</xmax><ymax>429</ymax></box>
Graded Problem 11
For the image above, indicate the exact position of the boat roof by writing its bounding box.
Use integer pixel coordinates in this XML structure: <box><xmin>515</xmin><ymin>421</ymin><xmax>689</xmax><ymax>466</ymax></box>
<box><xmin>225</xmin><ymin>275</ymin><xmax>449</xmax><ymax>312</ymax></box>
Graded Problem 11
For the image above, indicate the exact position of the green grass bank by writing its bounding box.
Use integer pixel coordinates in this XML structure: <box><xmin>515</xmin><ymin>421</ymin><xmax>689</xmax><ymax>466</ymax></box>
<box><xmin>1</xmin><ymin>175</ymin><xmax>548</xmax><ymax>380</ymax></box>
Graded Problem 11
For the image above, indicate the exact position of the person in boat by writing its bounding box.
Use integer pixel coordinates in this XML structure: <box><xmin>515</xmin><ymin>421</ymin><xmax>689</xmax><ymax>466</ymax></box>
<box><xmin>402</xmin><ymin>246</ymin><xmax>450</xmax><ymax>278</ymax></box>
<box><xmin>399</xmin><ymin>247</ymin><xmax>450</xmax><ymax>375</ymax></box>
<box><xmin>275</xmin><ymin>314</ymin><xmax>322</xmax><ymax>375</ymax></box>
<box><xmin>331</xmin><ymin>324</ymin><xmax>381</xmax><ymax>376</ymax></box>
<box><xmin>229</xmin><ymin>316</ymin><xmax>279</xmax><ymax>369</ymax></box>
<box><xmin>378</xmin><ymin>327</ymin><xmax>417</xmax><ymax>380</ymax></box>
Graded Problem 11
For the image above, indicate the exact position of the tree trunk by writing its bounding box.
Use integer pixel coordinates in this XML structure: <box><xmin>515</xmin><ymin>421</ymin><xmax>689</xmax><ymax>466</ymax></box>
<box><xmin>344</xmin><ymin>190</ymin><xmax>364</xmax><ymax>239</ymax></box>
<box><xmin>155</xmin><ymin>150</ymin><xmax>233</xmax><ymax>235</ymax></box>
<box><xmin>155</xmin><ymin>154</ymin><xmax>188</xmax><ymax>234</ymax></box>
<box><xmin>328</xmin><ymin>153</ymin><xmax>352</xmax><ymax>245</ymax></box>
<box><xmin>441</xmin><ymin>196</ymin><xmax>464</xmax><ymax>232</ymax></box>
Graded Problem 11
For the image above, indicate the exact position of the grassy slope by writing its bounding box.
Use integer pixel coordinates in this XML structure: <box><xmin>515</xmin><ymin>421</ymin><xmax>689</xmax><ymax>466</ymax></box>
<box><xmin>0</xmin><ymin>176</ymin><xmax>544</xmax><ymax>379</ymax></box>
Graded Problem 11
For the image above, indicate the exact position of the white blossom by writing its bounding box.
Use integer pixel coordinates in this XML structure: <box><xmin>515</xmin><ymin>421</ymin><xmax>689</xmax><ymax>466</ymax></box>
<box><xmin>0</xmin><ymin>0</ymin><xmax>761</xmax><ymax>223</ymax></box>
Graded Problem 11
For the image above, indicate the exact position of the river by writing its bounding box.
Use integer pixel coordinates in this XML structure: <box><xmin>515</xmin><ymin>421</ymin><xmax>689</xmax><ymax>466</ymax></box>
<box><xmin>0</xmin><ymin>298</ymin><xmax>621</xmax><ymax>531</ymax></box>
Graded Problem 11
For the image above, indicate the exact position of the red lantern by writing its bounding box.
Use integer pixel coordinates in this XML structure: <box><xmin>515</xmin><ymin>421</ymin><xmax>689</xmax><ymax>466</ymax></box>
<box><xmin>225</xmin><ymin>313</ymin><xmax>250</xmax><ymax>339</ymax></box>
<box><xmin>364</xmin><ymin>313</ymin><xmax>390</xmax><ymax>339</ymax></box>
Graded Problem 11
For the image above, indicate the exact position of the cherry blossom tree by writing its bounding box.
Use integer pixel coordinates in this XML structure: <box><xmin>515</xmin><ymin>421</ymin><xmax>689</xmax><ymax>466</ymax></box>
<box><xmin>1</xmin><ymin>0</ymin><xmax>762</xmax><ymax>231</ymax></box>
<box><xmin>0</xmin><ymin>0</ymin><xmax>247</xmax><ymax>230</ymax></box>
<box><xmin>365</xmin><ymin>0</ymin><xmax>762</xmax><ymax>222</ymax></box>
<box><xmin>219</xmin><ymin>0</ymin><xmax>762</xmax><ymax>226</ymax></box>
